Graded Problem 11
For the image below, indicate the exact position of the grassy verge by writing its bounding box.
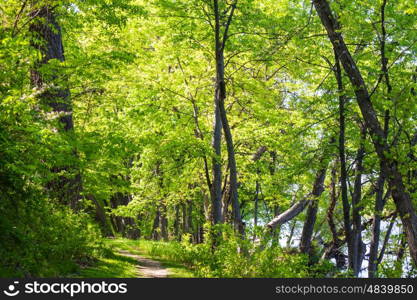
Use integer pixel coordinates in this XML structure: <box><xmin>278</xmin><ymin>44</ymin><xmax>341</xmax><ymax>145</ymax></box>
<box><xmin>73</xmin><ymin>247</ymin><xmax>140</xmax><ymax>278</ymax></box>
<box><xmin>74</xmin><ymin>238</ymin><xmax>194</xmax><ymax>278</ymax></box>
<box><xmin>105</xmin><ymin>238</ymin><xmax>195</xmax><ymax>278</ymax></box>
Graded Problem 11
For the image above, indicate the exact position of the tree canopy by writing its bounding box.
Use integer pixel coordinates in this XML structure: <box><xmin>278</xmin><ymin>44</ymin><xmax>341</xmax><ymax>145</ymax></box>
<box><xmin>1</xmin><ymin>0</ymin><xmax>416</xmax><ymax>278</ymax></box>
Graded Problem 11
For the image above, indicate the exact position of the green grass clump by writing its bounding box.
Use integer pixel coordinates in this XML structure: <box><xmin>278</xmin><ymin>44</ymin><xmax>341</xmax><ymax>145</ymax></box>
<box><xmin>74</xmin><ymin>248</ymin><xmax>139</xmax><ymax>278</ymax></box>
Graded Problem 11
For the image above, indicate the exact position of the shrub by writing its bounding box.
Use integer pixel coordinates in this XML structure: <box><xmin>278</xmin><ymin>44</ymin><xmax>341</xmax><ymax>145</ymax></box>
<box><xmin>139</xmin><ymin>224</ymin><xmax>334</xmax><ymax>278</ymax></box>
<box><xmin>0</xmin><ymin>194</ymin><xmax>103</xmax><ymax>277</ymax></box>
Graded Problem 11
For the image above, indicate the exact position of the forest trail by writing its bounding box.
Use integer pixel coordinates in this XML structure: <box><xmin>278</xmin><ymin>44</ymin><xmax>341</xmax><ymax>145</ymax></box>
<box><xmin>117</xmin><ymin>250</ymin><xmax>169</xmax><ymax>278</ymax></box>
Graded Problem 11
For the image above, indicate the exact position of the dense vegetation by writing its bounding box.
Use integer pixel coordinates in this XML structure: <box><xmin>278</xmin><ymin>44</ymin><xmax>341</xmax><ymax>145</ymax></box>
<box><xmin>1</xmin><ymin>0</ymin><xmax>416</xmax><ymax>278</ymax></box>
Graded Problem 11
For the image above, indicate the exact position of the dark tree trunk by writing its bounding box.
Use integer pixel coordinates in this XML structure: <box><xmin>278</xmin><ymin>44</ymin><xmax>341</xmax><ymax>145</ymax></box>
<box><xmin>299</xmin><ymin>166</ymin><xmax>328</xmax><ymax>254</ymax></box>
<box><xmin>327</xmin><ymin>162</ymin><xmax>340</xmax><ymax>247</ymax></box>
<box><xmin>29</xmin><ymin>6</ymin><xmax>81</xmax><ymax>210</ymax></box>
<box><xmin>369</xmin><ymin>0</ymin><xmax>392</xmax><ymax>277</ymax></box>
<box><xmin>377</xmin><ymin>213</ymin><xmax>397</xmax><ymax>267</ymax></box>
<box><xmin>159</xmin><ymin>203</ymin><xmax>168</xmax><ymax>241</ymax></box>
<box><xmin>351</xmin><ymin>128</ymin><xmax>366</xmax><ymax>276</ymax></box>
<box><xmin>313</xmin><ymin>0</ymin><xmax>417</xmax><ymax>266</ymax></box>
<box><xmin>110</xmin><ymin>193</ymin><xmax>140</xmax><ymax>239</ymax></box>
<box><xmin>188</xmin><ymin>200</ymin><xmax>193</xmax><ymax>241</ymax></box>
<box><xmin>211</xmin><ymin>101</ymin><xmax>223</xmax><ymax>225</ymax></box>
<box><xmin>182</xmin><ymin>202</ymin><xmax>189</xmax><ymax>234</ymax></box>
<box><xmin>253</xmin><ymin>179</ymin><xmax>260</xmax><ymax>241</ymax></box>
<box><xmin>152</xmin><ymin>207</ymin><xmax>161</xmax><ymax>240</ymax></box>
<box><xmin>324</xmin><ymin>162</ymin><xmax>347</xmax><ymax>270</ymax></box>
<box><xmin>332</xmin><ymin>47</ymin><xmax>355</xmax><ymax>273</ymax></box>
<box><xmin>368</xmin><ymin>172</ymin><xmax>385</xmax><ymax>278</ymax></box>
<box><xmin>286</xmin><ymin>220</ymin><xmax>296</xmax><ymax>248</ymax></box>
<box><xmin>395</xmin><ymin>232</ymin><xmax>407</xmax><ymax>275</ymax></box>
<box><xmin>212</xmin><ymin>0</ymin><xmax>243</xmax><ymax>235</ymax></box>
<box><xmin>174</xmin><ymin>205</ymin><xmax>181</xmax><ymax>241</ymax></box>
<box><xmin>90</xmin><ymin>195</ymin><xmax>114</xmax><ymax>237</ymax></box>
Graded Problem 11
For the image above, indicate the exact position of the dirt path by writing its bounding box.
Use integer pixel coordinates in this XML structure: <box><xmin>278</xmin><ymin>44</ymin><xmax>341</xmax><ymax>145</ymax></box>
<box><xmin>117</xmin><ymin>250</ymin><xmax>169</xmax><ymax>278</ymax></box>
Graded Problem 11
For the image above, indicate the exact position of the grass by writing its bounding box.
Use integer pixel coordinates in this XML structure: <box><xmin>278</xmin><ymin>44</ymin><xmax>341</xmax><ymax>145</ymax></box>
<box><xmin>74</xmin><ymin>238</ymin><xmax>195</xmax><ymax>278</ymax></box>
<box><xmin>73</xmin><ymin>248</ymin><xmax>139</xmax><ymax>278</ymax></box>
<box><xmin>105</xmin><ymin>238</ymin><xmax>195</xmax><ymax>278</ymax></box>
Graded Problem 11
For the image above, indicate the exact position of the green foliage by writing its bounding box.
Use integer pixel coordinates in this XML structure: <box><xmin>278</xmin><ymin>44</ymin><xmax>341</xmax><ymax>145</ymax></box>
<box><xmin>1</xmin><ymin>0</ymin><xmax>417</xmax><ymax>278</ymax></box>
<box><xmin>128</xmin><ymin>225</ymin><xmax>334</xmax><ymax>278</ymax></box>
<box><xmin>0</xmin><ymin>195</ymin><xmax>103</xmax><ymax>277</ymax></box>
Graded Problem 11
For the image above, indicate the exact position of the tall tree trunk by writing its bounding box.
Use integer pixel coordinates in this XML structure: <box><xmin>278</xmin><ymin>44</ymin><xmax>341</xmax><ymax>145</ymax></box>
<box><xmin>174</xmin><ymin>205</ymin><xmax>180</xmax><ymax>241</ymax></box>
<box><xmin>212</xmin><ymin>0</ymin><xmax>243</xmax><ymax>235</ymax></box>
<box><xmin>313</xmin><ymin>0</ymin><xmax>417</xmax><ymax>266</ymax></box>
<box><xmin>327</xmin><ymin>162</ymin><xmax>340</xmax><ymax>246</ymax></box>
<box><xmin>369</xmin><ymin>0</ymin><xmax>392</xmax><ymax>277</ymax></box>
<box><xmin>211</xmin><ymin>101</ymin><xmax>223</xmax><ymax>225</ymax></box>
<box><xmin>333</xmin><ymin>49</ymin><xmax>354</xmax><ymax>272</ymax></box>
<box><xmin>351</xmin><ymin>129</ymin><xmax>366</xmax><ymax>276</ymax></box>
<box><xmin>253</xmin><ymin>179</ymin><xmax>260</xmax><ymax>241</ymax></box>
<box><xmin>29</xmin><ymin>5</ymin><xmax>81</xmax><ymax>209</ymax></box>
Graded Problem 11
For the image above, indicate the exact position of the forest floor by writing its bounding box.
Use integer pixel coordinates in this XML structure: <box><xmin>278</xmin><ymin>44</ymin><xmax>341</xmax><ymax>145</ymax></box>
<box><xmin>75</xmin><ymin>238</ymin><xmax>194</xmax><ymax>278</ymax></box>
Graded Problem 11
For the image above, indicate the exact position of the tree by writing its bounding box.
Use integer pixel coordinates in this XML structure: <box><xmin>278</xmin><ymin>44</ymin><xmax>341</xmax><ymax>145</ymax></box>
<box><xmin>29</xmin><ymin>2</ymin><xmax>81</xmax><ymax>209</ymax></box>
<box><xmin>312</xmin><ymin>0</ymin><xmax>417</xmax><ymax>266</ymax></box>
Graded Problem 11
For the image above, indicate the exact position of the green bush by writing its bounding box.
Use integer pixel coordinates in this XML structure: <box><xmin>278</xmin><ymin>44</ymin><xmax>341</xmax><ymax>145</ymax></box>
<box><xmin>0</xmin><ymin>86</ymin><xmax>103</xmax><ymax>277</ymax></box>
<box><xmin>139</xmin><ymin>224</ymin><xmax>334</xmax><ymax>278</ymax></box>
<box><xmin>0</xmin><ymin>194</ymin><xmax>103</xmax><ymax>277</ymax></box>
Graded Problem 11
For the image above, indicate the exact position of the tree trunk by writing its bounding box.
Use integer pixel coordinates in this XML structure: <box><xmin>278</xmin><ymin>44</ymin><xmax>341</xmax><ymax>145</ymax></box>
<box><xmin>253</xmin><ymin>179</ymin><xmax>260</xmax><ymax>241</ymax></box>
<box><xmin>212</xmin><ymin>0</ymin><xmax>243</xmax><ymax>235</ymax></box>
<box><xmin>29</xmin><ymin>5</ymin><xmax>81</xmax><ymax>210</ymax></box>
<box><xmin>110</xmin><ymin>192</ymin><xmax>140</xmax><ymax>239</ymax></box>
<box><xmin>299</xmin><ymin>166</ymin><xmax>328</xmax><ymax>254</ymax></box>
<box><xmin>313</xmin><ymin>0</ymin><xmax>417</xmax><ymax>266</ymax></box>
<box><xmin>351</xmin><ymin>128</ymin><xmax>366</xmax><ymax>276</ymax></box>
<box><xmin>174</xmin><ymin>205</ymin><xmax>180</xmax><ymax>241</ymax></box>
<box><xmin>90</xmin><ymin>195</ymin><xmax>115</xmax><ymax>237</ymax></box>
<box><xmin>152</xmin><ymin>208</ymin><xmax>161</xmax><ymax>240</ymax></box>
<box><xmin>187</xmin><ymin>200</ymin><xmax>193</xmax><ymax>241</ymax></box>
<box><xmin>159</xmin><ymin>203</ymin><xmax>168</xmax><ymax>241</ymax></box>
<box><xmin>369</xmin><ymin>0</ymin><xmax>392</xmax><ymax>277</ymax></box>
<box><xmin>211</xmin><ymin>101</ymin><xmax>223</xmax><ymax>225</ymax></box>
<box><xmin>324</xmin><ymin>162</ymin><xmax>347</xmax><ymax>270</ymax></box>
<box><xmin>368</xmin><ymin>173</ymin><xmax>385</xmax><ymax>278</ymax></box>
<box><xmin>333</xmin><ymin>49</ymin><xmax>354</xmax><ymax>272</ymax></box>
<box><xmin>395</xmin><ymin>232</ymin><xmax>407</xmax><ymax>276</ymax></box>
<box><xmin>182</xmin><ymin>202</ymin><xmax>189</xmax><ymax>234</ymax></box>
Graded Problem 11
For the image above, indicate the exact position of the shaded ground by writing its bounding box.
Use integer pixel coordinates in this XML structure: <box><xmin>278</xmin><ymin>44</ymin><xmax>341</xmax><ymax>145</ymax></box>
<box><xmin>117</xmin><ymin>250</ymin><xmax>169</xmax><ymax>278</ymax></box>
